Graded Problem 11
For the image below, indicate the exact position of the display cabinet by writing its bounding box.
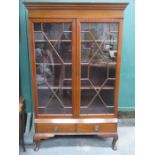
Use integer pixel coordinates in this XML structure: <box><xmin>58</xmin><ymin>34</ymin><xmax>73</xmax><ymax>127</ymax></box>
<box><xmin>24</xmin><ymin>2</ymin><xmax>128</xmax><ymax>151</ymax></box>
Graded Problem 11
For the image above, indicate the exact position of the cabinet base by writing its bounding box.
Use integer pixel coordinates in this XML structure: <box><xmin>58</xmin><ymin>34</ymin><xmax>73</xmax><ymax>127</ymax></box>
<box><xmin>33</xmin><ymin>132</ymin><xmax>118</xmax><ymax>151</ymax></box>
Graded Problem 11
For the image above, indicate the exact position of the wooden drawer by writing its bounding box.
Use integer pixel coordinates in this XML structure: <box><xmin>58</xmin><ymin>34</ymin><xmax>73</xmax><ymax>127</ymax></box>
<box><xmin>77</xmin><ymin>123</ymin><xmax>117</xmax><ymax>133</ymax></box>
<box><xmin>36</xmin><ymin>123</ymin><xmax>76</xmax><ymax>133</ymax></box>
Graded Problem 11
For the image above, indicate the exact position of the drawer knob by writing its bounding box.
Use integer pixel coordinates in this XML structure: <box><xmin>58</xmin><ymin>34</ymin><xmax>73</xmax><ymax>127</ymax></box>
<box><xmin>52</xmin><ymin>126</ymin><xmax>59</xmax><ymax>132</ymax></box>
<box><xmin>94</xmin><ymin>125</ymin><xmax>101</xmax><ymax>131</ymax></box>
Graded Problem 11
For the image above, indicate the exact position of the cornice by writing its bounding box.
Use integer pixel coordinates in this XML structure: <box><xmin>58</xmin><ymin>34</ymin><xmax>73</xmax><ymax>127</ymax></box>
<box><xmin>24</xmin><ymin>2</ymin><xmax>128</xmax><ymax>11</ymax></box>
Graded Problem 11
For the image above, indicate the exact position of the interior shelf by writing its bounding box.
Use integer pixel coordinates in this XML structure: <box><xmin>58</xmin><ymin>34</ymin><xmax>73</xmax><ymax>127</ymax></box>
<box><xmin>34</xmin><ymin>31</ymin><xmax>72</xmax><ymax>33</ymax></box>
<box><xmin>37</xmin><ymin>85</ymin><xmax>114</xmax><ymax>90</ymax></box>
<box><xmin>35</xmin><ymin>40</ymin><xmax>117</xmax><ymax>43</ymax></box>
<box><xmin>36</xmin><ymin>62</ymin><xmax>116</xmax><ymax>66</ymax></box>
<box><xmin>81</xmin><ymin>40</ymin><xmax>117</xmax><ymax>43</ymax></box>
<box><xmin>35</xmin><ymin>40</ymin><xmax>72</xmax><ymax>42</ymax></box>
<box><xmin>81</xmin><ymin>30</ymin><xmax>118</xmax><ymax>33</ymax></box>
<box><xmin>36</xmin><ymin>62</ymin><xmax>72</xmax><ymax>65</ymax></box>
<box><xmin>81</xmin><ymin>62</ymin><xmax>116</xmax><ymax>67</ymax></box>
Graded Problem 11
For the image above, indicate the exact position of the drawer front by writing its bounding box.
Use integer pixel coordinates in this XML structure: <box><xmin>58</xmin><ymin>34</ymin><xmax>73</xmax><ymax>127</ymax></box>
<box><xmin>77</xmin><ymin>123</ymin><xmax>117</xmax><ymax>133</ymax></box>
<box><xmin>36</xmin><ymin>123</ymin><xmax>76</xmax><ymax>133</ymax></box>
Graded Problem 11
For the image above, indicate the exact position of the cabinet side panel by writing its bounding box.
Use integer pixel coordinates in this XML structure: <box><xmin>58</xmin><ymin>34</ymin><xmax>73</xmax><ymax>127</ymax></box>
<box><xmin>114</xmin><ymin>20</ymin><xmax>123</xmax><ymax>116</ymax></box>
<box><xmin>29</xmin><ymin>20</ymin><xmax>39</xmax><ymax>117</ymax></box>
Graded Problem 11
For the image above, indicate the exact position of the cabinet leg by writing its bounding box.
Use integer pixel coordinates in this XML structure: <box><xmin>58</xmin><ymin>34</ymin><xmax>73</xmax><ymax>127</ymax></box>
<box><xmin>21</xmin><ymin>139</ymin><xmax>26</xmax><ymax>152</ymax></box>
<box><xmin>34</xmin><ymin>140</ymin><xmax>40</xmax><ymax>152</ymax></box>
<box><xmin>112</xmin><ymin>134</ymin><xmax>118</xmax><ymax>151</ymax></box>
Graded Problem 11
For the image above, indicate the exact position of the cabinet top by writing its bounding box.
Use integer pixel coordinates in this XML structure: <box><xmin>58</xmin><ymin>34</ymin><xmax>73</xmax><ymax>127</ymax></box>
<box><xmin>24</xmin><ymin>2</ymin><xmax>128</xmax><ymax>11</ymax></box>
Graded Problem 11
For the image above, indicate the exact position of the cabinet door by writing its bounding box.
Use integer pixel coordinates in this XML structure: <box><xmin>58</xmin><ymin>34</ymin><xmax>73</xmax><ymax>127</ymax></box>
<box><xmin>79</xmin><ymin>21</ymin><xmax>119</xmax><ymax>115</ymax></box>
<box><xmin>32</xmin><ymin>20</ymin><xmax>75</xmax><ymax>116</ymax></box>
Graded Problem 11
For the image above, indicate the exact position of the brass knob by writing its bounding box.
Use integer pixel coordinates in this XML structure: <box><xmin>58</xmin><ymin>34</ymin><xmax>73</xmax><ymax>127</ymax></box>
<box><xmin>53</xmin><ymin>126</ymin><xmax>59</xmax><ymax>132</ymax></box>
<box><xmin>94</xmin><ymin>125</ymin><xmax>101</xmax><ymax>131</ymax></box>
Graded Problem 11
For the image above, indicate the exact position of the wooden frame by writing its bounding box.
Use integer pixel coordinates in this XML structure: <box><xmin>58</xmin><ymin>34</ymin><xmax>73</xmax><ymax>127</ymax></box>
<box><xmin>29</xmin><ymin>18</ymin><xmax>76</xmax><ymax>119</ymax></box>
<box><xmin>76</xmin><ymin>19</ymin><xmax>123</xmax><ymax>119</ymax></box>
<box><xmin>25</xmin><ymin>2</ymin><xmax>128</xmax><ymax>151</ymax></box>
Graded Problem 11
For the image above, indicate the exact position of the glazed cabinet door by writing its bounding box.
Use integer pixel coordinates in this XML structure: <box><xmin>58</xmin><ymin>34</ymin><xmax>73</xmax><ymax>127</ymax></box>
<box><xmin>31</xmin><ymin>19</ymin><xmax>76</xmax><ymax>116</ymax></box>
<box><xmin>79</xmin><ymin>20</ymin><xmax>120</xmax><ymax>115</ymax></box>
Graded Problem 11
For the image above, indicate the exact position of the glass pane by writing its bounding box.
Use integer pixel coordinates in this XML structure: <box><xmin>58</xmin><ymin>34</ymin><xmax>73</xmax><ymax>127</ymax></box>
<box><xmin>64</xmin><ymin>23</ymin><xmax>72</xmax><ymax>31</ymax></box>
<box><xmin>80</xmin><ymin>90</ymin><xmax>114</xmax><ymax>114</ymax></box>
<box><xmin>34</xmin><ymin>23</ymin><xmax>41</xmax><ymax>31</ymax></box>
<box><xmin>34</xmin><ymin>22</ymin><xmax>72</xmax><ymax>115</ymax></box>
<box><xmin>80</xmin><ymin>23</ymin><xmax>118</xmax><ymax>115</ymax></box>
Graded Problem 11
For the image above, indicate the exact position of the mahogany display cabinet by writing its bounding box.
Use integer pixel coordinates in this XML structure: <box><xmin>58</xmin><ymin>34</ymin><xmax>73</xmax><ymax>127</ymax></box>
<box><xmin>24</xmin><ymin>2</ymin><xmax>128</xmax><ymax>151</ymax></box>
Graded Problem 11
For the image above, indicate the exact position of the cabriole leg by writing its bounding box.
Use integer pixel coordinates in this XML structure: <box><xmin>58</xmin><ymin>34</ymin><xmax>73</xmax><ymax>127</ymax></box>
<box><xmin>34</xmin><ymin>140</ymin><xmax>40</xmax><ymax>152</ymax></box>
<box><xmin>112</xmin><ymin>134</ymin><xmax>118</xmax><ymax>151</ymax></box>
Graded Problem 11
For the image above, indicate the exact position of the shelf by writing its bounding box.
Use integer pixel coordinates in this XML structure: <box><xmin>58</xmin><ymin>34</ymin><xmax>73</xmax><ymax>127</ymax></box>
<box><xmin>36</xmin><ymin>62</ymin><xmax>116</xmax><ymax>66</ymax></box>
<box><xmin>34</xmin><ymin>31</ymin><xmax>72</xmax><ymax>33</ymax></box>
<box><xmin>81</xmin><ymin>31</ymin><xmax>118</xmax><ymax>33</ymax></box>
<box><xmin>81</xmin><ymin>62</ymin><xmax>116</xmax><ymax>67</ymax></box>
<box><xmin>35</xmin><ymin>40</ymin><xmax>117</xmax><ymax>43</ymax></box>
<box><xmin>36</xmin><ymin>62</ymin><xmax>72</xmax><ymax>65</ymax></box>
<box><xmin>35</xmin><ymin>40</ymin><xmax>72</xmax><ymax>42</ymax></box>
<box><xmin>81</xmin><ymin>40</ymin><xmax>117</xmax><ymax>43</ymax></box>
<box><xmin>37</xmin><ymin>85</ymin><xmax>114</xmax><ymax>90</ymax></box>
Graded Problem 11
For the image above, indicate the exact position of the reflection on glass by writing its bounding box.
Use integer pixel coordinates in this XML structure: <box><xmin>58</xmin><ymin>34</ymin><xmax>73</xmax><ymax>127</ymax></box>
<box><xmin>37</xmin><ymin>89</ymin><xmax>72</xmax><ymax>114</ymax></box>
<box><xmin>80</xmin><ymin>90</ymin><xmax>114</xmax><ymax>114</ymax></box>
<box><xmin>80</xmin><ymin>23</ymin><xmax>118</xmax><ymax>115</ymax></box>
<box><xmin>34</xmin><ymin>23</ymin><xmax>72</xmax><ymax>115</ymax></box>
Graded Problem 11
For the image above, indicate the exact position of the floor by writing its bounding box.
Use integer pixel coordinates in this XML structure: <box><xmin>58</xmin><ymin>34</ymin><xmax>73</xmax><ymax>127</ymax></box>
<box><xmin>20</xmin><ymin>126</ymin><xmax>135</xmax><ymax>155</ymax></box>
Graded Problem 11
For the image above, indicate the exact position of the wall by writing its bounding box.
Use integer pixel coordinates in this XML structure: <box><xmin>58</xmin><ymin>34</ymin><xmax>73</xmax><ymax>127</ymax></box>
<box><xmin>19</xmin><ymin>0</ymin><xmax>135</xmax><ymax>112</ymax></box>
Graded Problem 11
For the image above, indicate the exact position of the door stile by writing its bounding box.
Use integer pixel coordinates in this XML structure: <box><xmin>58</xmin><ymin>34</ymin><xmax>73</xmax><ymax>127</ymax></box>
<box><xmin>72</xmin><ymin>18</ymin><xmax>78</xmax><ymax>118</ymax></box>
<box><xmin>74</xmin><ymin>18</ymin><xmax>81</xmax><ymax>118</ymax></box>
<box><xmin>29</xmin><ymin>20</ymin><xmax>39</xmax><ymax>118</ymax></box>
<box><xmin>77</xmin><ymin>19</ymin><xmax>121</xmax><ymax>117</ymax></box>
<box><xmin>31</xmin><ymin>18</ymin><xmax>75</xmax><ymax>118</ymax></box>
<box><xmin>114</xmin><ymin>20</ymin><xmax>123</xmax><ymax>117</ymax></box>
